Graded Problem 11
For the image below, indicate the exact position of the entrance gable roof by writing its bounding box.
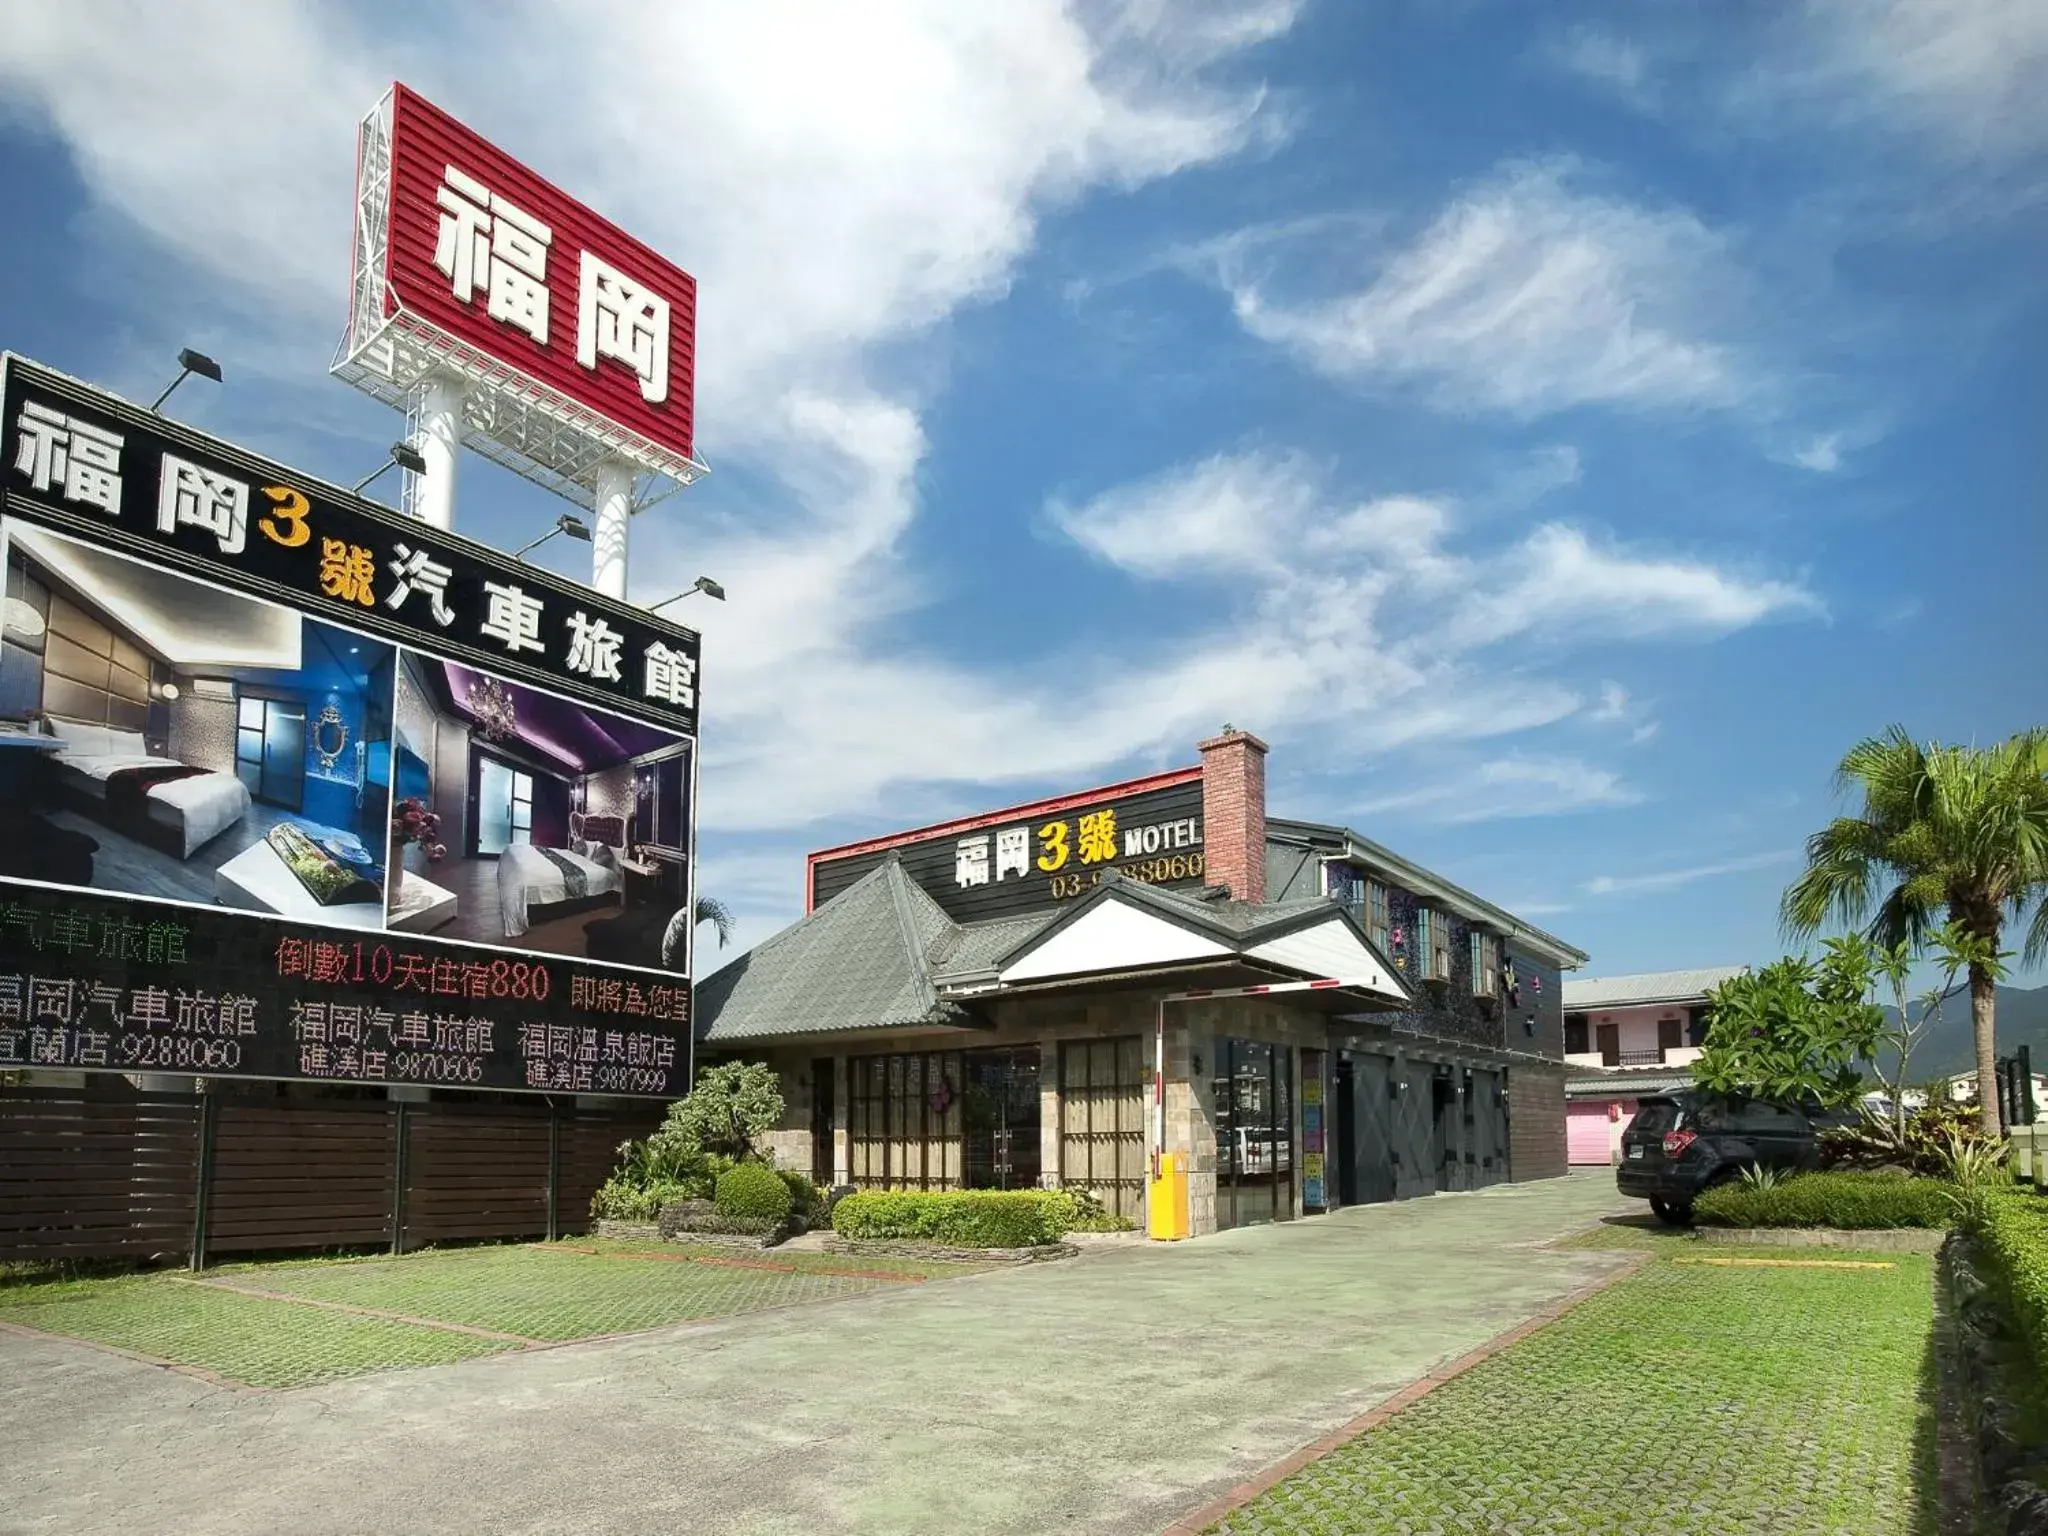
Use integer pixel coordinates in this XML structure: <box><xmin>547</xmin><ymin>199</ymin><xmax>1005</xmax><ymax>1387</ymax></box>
<box><xmin>1243</xmin><ymin>913</ymin><xmax>1403</xmax><ymax>998</ymax></box>
<box><xmin>998</xmin><ymin>899</ymin><xmax>1234</xmax><ymax>984</ymax></box>
<box><xmin>988</xmin><ymin>872</ymin><xmax>1414</xmax><ymax>1002</ymax></box>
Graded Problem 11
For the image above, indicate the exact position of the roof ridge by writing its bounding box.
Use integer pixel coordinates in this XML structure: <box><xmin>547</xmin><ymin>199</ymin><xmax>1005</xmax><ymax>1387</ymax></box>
<box><xmin>881</xmin><ymin>860</ymin><xmax>946</xmax><ymax>1015</ymax></box>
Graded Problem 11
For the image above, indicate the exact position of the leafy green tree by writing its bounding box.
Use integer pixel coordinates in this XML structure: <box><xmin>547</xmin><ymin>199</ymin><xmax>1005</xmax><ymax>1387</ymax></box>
<box><xmin>1781</xmin><ymin>726</ymin><xmax>2048</xmax><ymax>1135</ymax></box>
<box><xmin>671</xmin><ymin>1060</ymin><xmax>784</xmax><ymax>1161</ymax></box>
<box><xmin>1691</xmin><ymin>940</ymin><xmax>1886</xmax><ymax>1108</ymax></box>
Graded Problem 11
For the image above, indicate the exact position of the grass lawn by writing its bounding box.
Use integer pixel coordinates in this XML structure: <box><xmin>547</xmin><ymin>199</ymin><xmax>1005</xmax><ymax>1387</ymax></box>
<box><xmin>0</xmin><ymin>1274</ymin><xmax>514</xmax><ymax>1388</ymax></box>
<box><xmin>1206</xmin><ymin>1218</ymin><xmax>1942</xmax><ymax>1536</ymax></box>
<box><xmin>0</xmin><ymin>1240</ymin><xmax>985</xmax><ymax>1388</ymax></box>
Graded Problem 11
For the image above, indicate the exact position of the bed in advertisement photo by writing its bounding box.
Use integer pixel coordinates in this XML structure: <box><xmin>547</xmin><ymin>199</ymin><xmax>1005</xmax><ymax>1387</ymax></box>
<box><xmin>0</xmin><ymin>520</ymin><xmax>395</xmax><ymax>928</ymax></box>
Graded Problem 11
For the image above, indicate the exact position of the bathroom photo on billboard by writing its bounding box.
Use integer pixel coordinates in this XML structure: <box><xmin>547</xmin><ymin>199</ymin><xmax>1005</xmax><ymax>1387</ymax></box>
<box><xmin>0</xmin><ymin>519</ymin><xmax>396</xmax><ymax>928</ymax></box>
<box><xmin>388</xmin><ymin>649</ymin><xmax>692</xmax><ymax>973</ymax></box>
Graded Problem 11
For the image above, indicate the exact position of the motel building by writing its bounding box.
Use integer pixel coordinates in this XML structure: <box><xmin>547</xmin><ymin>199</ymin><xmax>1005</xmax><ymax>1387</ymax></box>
<box><xmin>696</xmin><ymin>730</ymin><xmax>1588</xmax><ymax>1235</ymax></box>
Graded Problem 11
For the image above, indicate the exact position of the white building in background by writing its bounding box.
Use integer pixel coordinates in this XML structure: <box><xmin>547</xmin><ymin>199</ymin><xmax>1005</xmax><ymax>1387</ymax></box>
<box><xmin>1561</xmin><ymin>966</ymin><xmax>1749</xmax><ymax>1165</ymax></box>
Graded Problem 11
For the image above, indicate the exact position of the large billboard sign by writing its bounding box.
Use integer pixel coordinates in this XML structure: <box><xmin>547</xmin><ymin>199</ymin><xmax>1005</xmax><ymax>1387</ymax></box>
<box><xmin>333</xmin><ymin>83</ymin><xmax>702</xmax><ymax>504</ymax></box>
<box><xmin>0</xmin><ymin>355</ymin><xmax>698</xmax><ymax>1097</ymax></box>
<box><xmin>809</xmin><ymin>769</ymin><xmax>1208</xmax><ymax>924</ymax></box>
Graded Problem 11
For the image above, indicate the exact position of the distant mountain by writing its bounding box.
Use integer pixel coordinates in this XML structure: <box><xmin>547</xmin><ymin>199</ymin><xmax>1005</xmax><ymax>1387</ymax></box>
<box><xmin>1875</xmin><ymin>984</ymin><xmax>2048</xmax><ymax>1083</ymax></box>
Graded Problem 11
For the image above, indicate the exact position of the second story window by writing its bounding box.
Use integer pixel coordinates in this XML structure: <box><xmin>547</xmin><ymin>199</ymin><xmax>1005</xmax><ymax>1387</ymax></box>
<box><xmin>1365</xmin><ymin>877</ymin><xmax>1389</xmax><ymax>952</ymax></box>
<box><xmin>1471</xmin><ymin>930</ymin><xmax>1501</xmax><ymax>996</ymax></box>
<box><xmin>1564</xmin><ymin>1013</ymin><xmax>1590</xmax><ymax>1054</ymax></box>
<box><xmin>1415</xmin><ymin>906</ymin><xmax>1453</xmax><ymax>982</ymax></box>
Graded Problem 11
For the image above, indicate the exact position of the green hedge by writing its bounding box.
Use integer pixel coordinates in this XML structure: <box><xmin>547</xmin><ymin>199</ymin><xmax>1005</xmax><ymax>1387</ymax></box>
<box><xmin>830</xmin><ymin>1190</ymin><xmax>1072</xmax><ymax>1248</ymax></box>
<box><xmin>1693</xmin><ymin>1171</ymin><xmax>1954</xmax><ymax>1230</ymax></box>
<box><xmin>1965</xmin><ymin>1187</ymin><xmax>2048</xmax><ymax>1384</ymax></box>
<box><xmin>714</xmin><ymin>1161</ymin><xmax>793</xmax><ymax>1223</ymax></box>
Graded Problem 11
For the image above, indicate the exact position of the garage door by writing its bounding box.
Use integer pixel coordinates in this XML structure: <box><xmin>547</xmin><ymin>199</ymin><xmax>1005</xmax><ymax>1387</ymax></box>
<box><xmin>1567</xmin><ymin>1102</ymin><xmax>1612</xmax><ymax>1165</ymax></box>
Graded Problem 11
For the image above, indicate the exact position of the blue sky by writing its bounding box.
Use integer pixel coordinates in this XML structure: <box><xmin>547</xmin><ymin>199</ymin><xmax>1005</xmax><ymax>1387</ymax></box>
<box><xmin>0</xmin><ymin>1</ymin><xmax>2042</xmax><ymax>983</ymax></box>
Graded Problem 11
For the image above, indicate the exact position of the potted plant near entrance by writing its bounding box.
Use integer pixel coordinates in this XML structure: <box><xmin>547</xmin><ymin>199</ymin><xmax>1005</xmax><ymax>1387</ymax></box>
<box><xmin>389</xmin><ymin>796</ymin><xmax>446</xmax><ymax>903</ymax></box>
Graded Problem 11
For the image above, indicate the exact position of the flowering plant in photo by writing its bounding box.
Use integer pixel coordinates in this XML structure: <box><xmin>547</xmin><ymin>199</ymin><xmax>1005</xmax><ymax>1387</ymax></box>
<box><xmin>391</xmin><ymin>796</ymin><xmax>447</xmax><ymax>863</ymax></box>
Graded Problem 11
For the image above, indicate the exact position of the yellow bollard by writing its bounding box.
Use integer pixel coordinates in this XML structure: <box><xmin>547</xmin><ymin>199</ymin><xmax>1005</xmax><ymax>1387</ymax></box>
<box><xmin>1147</xmin><ymin>1152</ymin><xmax>1190</xmax><ymax>1241</ymax></box>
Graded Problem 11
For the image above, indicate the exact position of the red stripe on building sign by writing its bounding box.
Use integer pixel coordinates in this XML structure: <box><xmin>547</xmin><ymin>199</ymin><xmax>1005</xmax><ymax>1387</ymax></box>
<box><xmin>1309</xmin><ymin>979</ymin><xmax>1341</xmax><ymax>989</ymax></box>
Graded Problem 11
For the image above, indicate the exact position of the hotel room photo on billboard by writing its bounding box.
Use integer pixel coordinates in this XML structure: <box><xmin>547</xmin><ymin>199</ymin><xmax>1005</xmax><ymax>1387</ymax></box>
<box><xmin>1</xmin><ymin>520</ymin><xmax>396</xmax><ymax>928</ymax></box>
<box><xmin>391</xmin><ymin>649</ymin><xmax>693</xmax><ymax>974</ymax></box>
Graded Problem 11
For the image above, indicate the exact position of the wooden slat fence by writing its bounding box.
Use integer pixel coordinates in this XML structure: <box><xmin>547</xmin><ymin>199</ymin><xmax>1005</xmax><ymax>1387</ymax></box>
<box><xmin>0</xmin><ymin>1083</ymin><xmax>665</xmax><ymax>1267</ymax></box>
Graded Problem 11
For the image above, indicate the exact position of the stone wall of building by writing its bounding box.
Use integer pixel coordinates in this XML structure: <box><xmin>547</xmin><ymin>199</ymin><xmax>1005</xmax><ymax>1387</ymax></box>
<box><xmin>1508</xmin><ymin>1062</ymin><xmax>1569</xmax><ymax>1183</ymax></box>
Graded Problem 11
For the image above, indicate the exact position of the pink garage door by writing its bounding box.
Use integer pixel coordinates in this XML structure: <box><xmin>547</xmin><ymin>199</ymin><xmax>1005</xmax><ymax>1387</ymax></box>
<box><xmin>1567</xmin><ymin>1102</ymin><xmax>1612</xmax><ymax>1164</ymax></box>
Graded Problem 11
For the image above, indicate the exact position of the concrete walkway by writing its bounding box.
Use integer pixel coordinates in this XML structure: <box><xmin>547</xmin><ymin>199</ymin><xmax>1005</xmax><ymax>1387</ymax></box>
<box><xmin>0</xmin><ymin>1173</ymin><xmax>1633</xmax><ymax>1536</ymax></box>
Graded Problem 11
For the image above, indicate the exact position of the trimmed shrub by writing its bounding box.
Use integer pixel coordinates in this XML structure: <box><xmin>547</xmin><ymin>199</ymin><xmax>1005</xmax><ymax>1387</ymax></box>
<box><xmin>1042</xmin><ymin>1187</ymin><xmax>1137</xmax><ymax>1234</ymax></box>
<box><xmin>657</xmin><ymin>1199</ymin><xmax>782</xmax><ymax>1239</ymax></box>
<box><xmin>777</xmin><ymin>1170</ymin><xmax>829</xmax><ymax>1226</ymax></box>
<box><xmin>831</xmin><ymin>1190</ymin><xmax>1069</xmax><ymax>1248</ymax></box>
<box><xmin>714</xmin><ymin>1161</ymin><xmax>793</xmax><ymax>1223</ymax></box>
<box><xmin>1963</xmin><ymin>1186</ymin><xmax>2048</xmax><ymax>1388</ymax></box>
<box><xmin>1694</xmin><ymin>1170</ymin><xmax>1954</xmax><ymax>1230</ymax></box>
<box><xmin>591</xmin><ymin>1175</ymin><xmax>694</xmax><ymax>1223</ymax></box>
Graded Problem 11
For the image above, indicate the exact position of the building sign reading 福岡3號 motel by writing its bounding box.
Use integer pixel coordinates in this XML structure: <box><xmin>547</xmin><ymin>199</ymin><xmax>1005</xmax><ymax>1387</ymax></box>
<box><xmin>808</xmin><ymin>777</ymin><xmax>1207</xmax><ymax>924</ymax></box>
<box><xmin>0</xmin><ymin>357</ymin><xmax>699</xmax><ymax>735</ymax></box>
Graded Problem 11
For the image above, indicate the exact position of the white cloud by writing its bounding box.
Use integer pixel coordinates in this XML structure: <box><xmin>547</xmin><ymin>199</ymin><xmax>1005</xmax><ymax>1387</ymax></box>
<box><xmin>1583</xmin><ymin>849</ymin><xmax>1793</xmax><ymax>897</ymax></box>
<box><xmin>1355</xmin><ymin>756</ymin><xmax>1644</xmax><ymax>825</ymax></box>
<box><xmin>1791</xmin><ymin>433</ymin><xmax>1843</xmax><ymax>472</ymax></box>
<box><xmin>1588</xmin><ymin>682</ymin><xmax>1631</xmax><ymax>722</ymax></box>
<box><xmin>1043</xmin><ymin>451</ymin><xmax>1811</xmax><ymax>819</ymax></box>
<box><xmin>1548</xmin><ymin>27</ymin><xmax>1659</xmax><ymax>114</ymax></box>
<box><xmin>1792</xmin><ymin>0</ymin><xmax>2048</xmax><ymax>162</ymax></box>
<box><xmin>1219</xmin><ymin>159</ymin><xmax>1746</xmax><ymax>418</ymax></box>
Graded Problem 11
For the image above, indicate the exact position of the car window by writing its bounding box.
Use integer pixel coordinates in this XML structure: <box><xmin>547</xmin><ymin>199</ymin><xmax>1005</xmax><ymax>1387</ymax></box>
<box><xmin>1684</xmin><ymin>1098</ymin><xmax>1807</xmax><ymax>1133</ymax></box>
<box><xmin>1744</xmin><ymin>1104</ymin><xmax>1810</xmax><ymax>1133</ymax></box>
<box><xmin>1629</xmin><ymin>1100</ymin><xmax>1679</xmax><ymax>1135</ymax></box>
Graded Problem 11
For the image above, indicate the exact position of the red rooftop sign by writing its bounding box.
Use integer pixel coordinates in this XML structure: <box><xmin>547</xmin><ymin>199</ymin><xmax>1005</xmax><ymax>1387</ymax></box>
<box><xmin>379</xmin><ymin>83</ymin><xmax>697</xmax><ymax>462</ymax></box>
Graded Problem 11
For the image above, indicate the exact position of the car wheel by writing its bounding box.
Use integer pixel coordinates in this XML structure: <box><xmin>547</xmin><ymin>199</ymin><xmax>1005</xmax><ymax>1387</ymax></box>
<box><xmin>1649</xmin><ymin>1195</ymin><xmax>1693</xmax><ymax>1227</ymax></box>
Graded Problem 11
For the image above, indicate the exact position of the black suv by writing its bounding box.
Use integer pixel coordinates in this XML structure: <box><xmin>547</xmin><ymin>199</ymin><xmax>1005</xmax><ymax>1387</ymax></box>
<box><xmin>1617</xmin><ymin>1091</ymin><xmax>1854</xmax><ymax>1224</ymax></box>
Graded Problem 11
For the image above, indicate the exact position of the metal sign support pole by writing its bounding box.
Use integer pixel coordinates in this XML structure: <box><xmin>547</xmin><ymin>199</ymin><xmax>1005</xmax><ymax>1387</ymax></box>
<box><xmin>591</xmin><ymin>461</ymin><xmax>632</xmax><ymax>598</ymax></box>
<box><xmin>413</xmin><ymin>374</ymin><xmax>464</xmax><ymax>531</ymax></box>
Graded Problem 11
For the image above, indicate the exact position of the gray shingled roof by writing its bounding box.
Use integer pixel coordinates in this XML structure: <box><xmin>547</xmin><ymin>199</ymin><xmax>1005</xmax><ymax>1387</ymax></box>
<box><xmin>1566</xmin><ymin>1067</ymin><xmax>1694</xmax><ymax>1098</ymax></box>
<box><xmin>695</xmin><ymin>858</ymin><xmax>970</xmax><ymax>1043</ymax></box>
<box><xmin>1562</xmin><ymin>967</ymin><xmax>1749</xmax><ymax>1011</ymax></box>
<box><xmin>929</xmin><ymin>911</ymin><xmax>1058</xmax><ymax>982</ymax></box>
<box><xmin>698</xmin><ymin>862</ymin><xmax>1412</xmax><ymax>1043</ymax></box>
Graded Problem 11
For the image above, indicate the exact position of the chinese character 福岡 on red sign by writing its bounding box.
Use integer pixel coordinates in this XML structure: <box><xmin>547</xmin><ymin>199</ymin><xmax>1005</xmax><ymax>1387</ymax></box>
<box><xmin>380</xmin><ymin>83</ymin><xmax>697</xmax><ymax>463</ymax></box>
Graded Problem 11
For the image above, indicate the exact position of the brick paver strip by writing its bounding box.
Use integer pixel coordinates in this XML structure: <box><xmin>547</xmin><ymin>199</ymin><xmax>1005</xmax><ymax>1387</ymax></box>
<box><xmin>173</xmin><ymin>1276</ymin><xmax>541</xmax><ymax>1344</ymax></box>
<box><xmin>1674</xmin><ymin>1255</ymin><xmax>1895</xmax><ymax>1270</ymax></box>
<box><xmin>1157</xmin><ymin>1252</ymin><xmax>1649</xmax><ymax>1536</ymax></box>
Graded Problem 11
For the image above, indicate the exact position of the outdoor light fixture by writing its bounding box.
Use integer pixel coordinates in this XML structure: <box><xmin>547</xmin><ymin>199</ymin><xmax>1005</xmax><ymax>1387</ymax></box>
<box><xmin>149</xmin><ymin>348</ymin><xmax>223</xmax><ymax>413</ymax></box>
<box><xmin>649</xmin><ymin>576</ymin><xmax>725</xmax><ymax>610</ymax></box>
<box><xmin>154</xmin><ymin>682</ymin><xmax>181</xmax><ymax>703</ymax></box>
<box><xmin>514</xmin><ymin>513</ymin><xmax>593</xmax><ymax>561</ymax></box>
<box><xmin>352</xmin><ymin>441</ymin><xmax>429</xmax><ymax>495</ymax></box>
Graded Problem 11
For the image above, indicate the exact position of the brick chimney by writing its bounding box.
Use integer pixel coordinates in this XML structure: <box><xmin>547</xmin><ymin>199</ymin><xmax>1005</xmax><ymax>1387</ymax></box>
<box><xmin>1198</xmin><ymin>726</ymin><xmax>1268</xmax><ymax>904</ymax></box>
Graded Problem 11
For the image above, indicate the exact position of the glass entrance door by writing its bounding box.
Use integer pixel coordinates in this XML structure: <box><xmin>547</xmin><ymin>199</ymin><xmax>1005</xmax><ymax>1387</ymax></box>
<box><xmin>1211</xmin><ymin>1038</ymin><xmax>1295</xmax><ymax>1228</ymax></box>
<box><xmin>963</xmin><ymin>1048</ymin><xmax>1041</xmax><ymax>1191</ymax></box>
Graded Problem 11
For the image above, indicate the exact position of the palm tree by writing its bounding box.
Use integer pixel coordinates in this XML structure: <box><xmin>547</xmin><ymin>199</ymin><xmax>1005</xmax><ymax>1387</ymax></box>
<box><xmin>1781</xmin><ymin>726</ymin><xmax>2048</xmax><ymax>1135</ymax></box>
<box><xmin>695</xmin><ymin>895</ymin><xmax>736</xmax><ymax>949</ymax></box>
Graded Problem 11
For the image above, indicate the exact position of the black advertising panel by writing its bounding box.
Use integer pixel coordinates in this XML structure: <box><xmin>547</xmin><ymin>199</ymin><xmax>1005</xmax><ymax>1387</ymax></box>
<box><xmin>0</xmin><ymin>884</ymin><xmax>685</xmax><ymax>1096</ymax></box>
<box><xmin>0</xmin><ymin>355</ymin><xmax>699</xmax><ymax>735</ymax></box>
<box><xmin>811</xmin><ymin>777</ymin><xmax>1207</xmax><ymax>924</ymax></box>
<box><xmin>0</xmin><ymin>353</ymin><xmax>696</xmax><ymax>1097</ymax></box>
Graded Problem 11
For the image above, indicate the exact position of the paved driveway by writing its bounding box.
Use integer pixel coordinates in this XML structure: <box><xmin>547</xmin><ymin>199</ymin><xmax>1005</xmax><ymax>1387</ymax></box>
<box><xmin>0</xmin><ymin>1173</ymin><xmax>1632</xmax><ymax>1536</ymax></box>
